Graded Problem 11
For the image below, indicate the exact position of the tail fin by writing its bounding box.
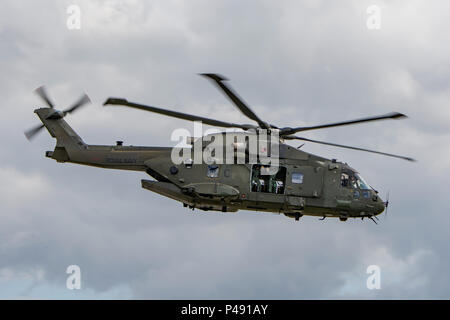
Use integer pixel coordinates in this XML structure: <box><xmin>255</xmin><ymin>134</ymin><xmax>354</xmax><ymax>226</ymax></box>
<box><xmin>35</xmin><ymin>108</ymin><xmax>85</xmax><ymax>162</ymax></box>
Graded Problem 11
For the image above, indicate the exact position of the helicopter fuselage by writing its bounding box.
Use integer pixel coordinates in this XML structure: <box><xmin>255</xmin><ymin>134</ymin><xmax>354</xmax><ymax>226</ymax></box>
<box><xmin>37</xmin><ymin>107</ymin><xmax>385</xmax><ymax>221</ymax></box>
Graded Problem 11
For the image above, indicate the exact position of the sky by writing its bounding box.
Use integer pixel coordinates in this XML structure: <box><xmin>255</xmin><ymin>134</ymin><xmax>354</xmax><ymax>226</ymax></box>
<box><xmin>1</xmin><ymin>0</ymin><xmax>450</xmax><ymax>299</ymax></box>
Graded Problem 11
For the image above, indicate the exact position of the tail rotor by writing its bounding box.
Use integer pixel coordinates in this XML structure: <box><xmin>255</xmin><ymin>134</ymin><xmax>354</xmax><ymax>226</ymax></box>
<box><xmin>25</xmin><ymin>86</ymin><xmax>90</xmax><ymax>140</ymax></box>
<box><xmin>384</xmin><ymin>191</ymin><xmax>390</xmax><ymax>219</ymax></box>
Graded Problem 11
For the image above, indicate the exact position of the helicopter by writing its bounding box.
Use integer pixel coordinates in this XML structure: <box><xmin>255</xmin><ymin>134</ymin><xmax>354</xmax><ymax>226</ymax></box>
<box><xmin>25</xmin><ymin>73</ymin><xmax>414</xmax><ymax>223</ymax></box>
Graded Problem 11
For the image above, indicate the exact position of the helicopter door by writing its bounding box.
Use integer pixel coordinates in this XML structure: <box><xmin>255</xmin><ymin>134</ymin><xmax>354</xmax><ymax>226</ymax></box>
<box><xmin>285</xmin><ymin>166</ymin><xmax>324</xmax><ymax>198</ymax></box>
<box><xmin>248</xmin><ymin>164</ymin><xmax>286</xmax><ymax>204</ymax></box>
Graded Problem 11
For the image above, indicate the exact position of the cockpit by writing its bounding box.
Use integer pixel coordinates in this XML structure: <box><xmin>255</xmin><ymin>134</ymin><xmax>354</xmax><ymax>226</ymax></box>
<box><xmin>339</xmin><ymin>167</ymin><xmax>386</xmax><ymax>216</ymax></box>
<box><xmin>340</xmin><ymin>169</ymin><xmax>375</xmax><ymax>200</ymax></box>
<box><xmin>340</xmin><ymin>170</ymin><xmax>371</xmax><ymax>190</ymax></box>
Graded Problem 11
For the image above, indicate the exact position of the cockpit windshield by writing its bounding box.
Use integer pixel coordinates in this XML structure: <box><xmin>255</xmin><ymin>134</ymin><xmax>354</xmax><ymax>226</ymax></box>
<box><xmin>354</xmin><ymin>173</ymin><xmax>370</xmax><ymax>190</ymax></box>
<box><xmin>340</xmin><ymin>170</ymin><xmax>371</xmax><ymax>190</ymax></box>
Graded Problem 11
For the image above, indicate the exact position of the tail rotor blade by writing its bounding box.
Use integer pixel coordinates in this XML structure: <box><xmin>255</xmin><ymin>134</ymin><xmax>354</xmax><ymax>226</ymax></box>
<box><xmin>64</xmin><ymin>93</ymin><xmax>91</xmax><ymax>114</ymax></box>
<box><xmin>24</xmin><ymin>124</ymin><xmax>45</xmax><ymax>140</ymax></box>
<box><xmin>34</xmin><ymin>86</ymin><xmax>55</xmax><ymax>108</ymax></box>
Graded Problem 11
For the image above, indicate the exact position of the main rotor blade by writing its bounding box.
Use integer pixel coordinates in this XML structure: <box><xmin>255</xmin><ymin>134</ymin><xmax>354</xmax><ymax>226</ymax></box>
<box><xmin>283</xmin><ymin>135</ymin><xmax>415</xmax><ymax>161</ymax></box>
<box><xmin>64</xmin><ymin>93</ymin><xmax>91</xmax><ymax>114</ymax></box>
<box><xmin>34</xmin><ymin>86</ymin><xmax>55</xmax><ymax>108</ymax></box>
<box><xmin>200</xmin><ymin>73</ymin><xmax>270</xmax><ymax>129</ymax></box>
<box><xmin>103</xmin><ymin>98</ymin><xmax>256</xmax><ymax>130</ymax></box>
<box><xmin>24</xmin><ymin>123</ymin><xmax>44</xmax><ymax>140</ymax></box>
<box><xmin>280</xmin><ymin>112</ymin><xmax>407</xmax><ymax>136</ymax></box>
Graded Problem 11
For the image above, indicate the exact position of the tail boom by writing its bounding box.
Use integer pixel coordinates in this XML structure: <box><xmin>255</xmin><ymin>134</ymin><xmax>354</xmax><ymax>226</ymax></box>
<box><xmin>34</xmin><ymin>108</ymin><xmax>171</xmax><ymax>171</ymax></box>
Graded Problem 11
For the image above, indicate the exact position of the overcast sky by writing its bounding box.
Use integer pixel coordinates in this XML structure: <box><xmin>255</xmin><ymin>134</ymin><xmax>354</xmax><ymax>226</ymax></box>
<box><xmin>1</xmin><ymin>0</ymin><xmax>449</xmax><ymax>299</ymax></box>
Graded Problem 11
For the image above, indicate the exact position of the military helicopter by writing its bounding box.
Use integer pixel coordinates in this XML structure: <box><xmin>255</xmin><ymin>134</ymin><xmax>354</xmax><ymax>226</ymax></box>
<box><xmin>25</xmin><ymin>74</ymin><xmax>414</xmax><ymax>223</ymax></box>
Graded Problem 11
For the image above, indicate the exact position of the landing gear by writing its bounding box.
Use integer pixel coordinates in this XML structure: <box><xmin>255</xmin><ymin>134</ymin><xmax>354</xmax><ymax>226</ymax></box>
<box><xmin>339</xmin><ymin>216</ymin><xmax>348</xmax><ymax>222</ymax></box>
<box><xmin>283</xmin><ymin>212</ymin><xmax>303</xmax><ymax>221</ymax></box>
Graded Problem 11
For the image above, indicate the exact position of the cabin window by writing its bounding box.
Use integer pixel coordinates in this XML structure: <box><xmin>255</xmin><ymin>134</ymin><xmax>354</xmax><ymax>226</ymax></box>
<box><xmin>251</xmin><ymin>165</ymin><xmax>286</xmax><ymax>194</ymax></box>
<box><xmin>292</xmin><ymin>172</ymin><xmax>303</xmax><ymax>184</ymax></box>
<box><xmin>206</xmin><ymin>165</ymin><xmax>219</xmax><ymax>178</ymax></box>
<box><xmin>184</xmin><ymin>158</ymin><xmax>193</xmax><ymax>169</ymax></box>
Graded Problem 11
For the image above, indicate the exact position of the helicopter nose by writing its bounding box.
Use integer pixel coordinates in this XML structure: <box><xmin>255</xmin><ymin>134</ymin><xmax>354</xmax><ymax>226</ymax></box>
<box><xmin>374</xmin><ymin>198</ymin><xmax>385</xmax><ymax>215</ymax></box>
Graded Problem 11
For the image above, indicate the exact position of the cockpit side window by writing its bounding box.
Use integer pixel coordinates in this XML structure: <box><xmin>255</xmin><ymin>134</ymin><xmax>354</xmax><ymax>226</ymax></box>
<box><xmin>341</xmin><ymin>170</ymin><xmax>371</xmax><ymax>190</ymax></box>
<box><xmin>355</xmin><ymin>173</ymin><xmax>370</xmax><ymax>190</ymax></box>
<box><xmin>349</xmin><ymin>175</ymin><xmax>358</xmax><ymax>189</ymax></box>
<box><xmin>340</xmin><ymin>173</ymin><xmax>349</xmax><ymax>187</ymax></box>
